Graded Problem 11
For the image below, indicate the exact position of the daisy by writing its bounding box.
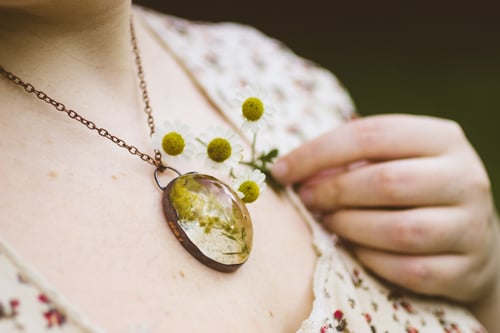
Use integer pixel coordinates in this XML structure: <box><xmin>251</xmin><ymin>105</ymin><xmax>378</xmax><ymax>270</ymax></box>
<box><xmin>197</xmin><ymin>126</ymin><xmax>244</xmax><ymax>171</ymax></box>
<box><xmin>232</xmin><ymin>168</ymin><xmax>266</xmax><ymax>203</ymax></box>
<box><xmin>233</xmin><ymin>85</ymin><xmax>276</xmax><ymax>133</ymax></box>
<box><xmin>151</xmin><ymin>121</ymin><xmax>194</xmax><ymax>166</ymax></box>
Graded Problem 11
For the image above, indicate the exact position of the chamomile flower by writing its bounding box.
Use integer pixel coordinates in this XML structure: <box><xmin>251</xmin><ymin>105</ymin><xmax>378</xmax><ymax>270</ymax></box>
<box><xmin>234</xmin><ymin>85</ymin><xmax>276</xmax><ymax>133</ymax></box>
<box><xmin>232</xmin><ymin>169</ymin><xmax>267</xmax><ymax>203</ymax></box>
<box><xmin>151</xmin><ymin>121</ymin><xmax>194</xmax><ymax>166</ymax></box>
<box><xmin>197</xmin><ymin>127</ymin><xmax>244</xmax><ymax>171</ymax></box>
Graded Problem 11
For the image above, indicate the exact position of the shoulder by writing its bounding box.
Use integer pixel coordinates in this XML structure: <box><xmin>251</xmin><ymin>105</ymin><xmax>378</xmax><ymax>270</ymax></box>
<box><xmin>134</xmin><ymin>5</ymin><xmax>291</xmax><ymax>54</ymax></box>
<box><xmin>134</xmin><ymin>4</ymin><xmax>351</xmax><ymax>95</ymax></box>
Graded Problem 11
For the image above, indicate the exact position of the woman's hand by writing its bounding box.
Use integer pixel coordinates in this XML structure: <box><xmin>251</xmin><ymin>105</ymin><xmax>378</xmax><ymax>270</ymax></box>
<box><xmin>271</xmin><ymin>114</ymin><xmax>500</xmax><ymax>312</ymax></box>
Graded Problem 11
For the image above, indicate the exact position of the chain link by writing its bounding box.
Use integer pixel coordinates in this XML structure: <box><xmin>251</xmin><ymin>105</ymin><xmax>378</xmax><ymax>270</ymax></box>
<box><xmin>0</xmin><ymin>20</ymin><xmax>164</xmax><ymax>169</ymax></box>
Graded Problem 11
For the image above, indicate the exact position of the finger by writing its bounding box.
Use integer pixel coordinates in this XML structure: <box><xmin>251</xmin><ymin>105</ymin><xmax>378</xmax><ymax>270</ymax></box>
<box><xmin>298</xmin><ymin>161</ymin><xmax>370</xmax><ymax>186</ymax></box>
<box><xmin>271</xmin><ymin>114</ymin><xmax>465</xmax><ymax>185</ymax></box>
<box><xmin>352</xmin><ymin>246</ymin><xmax>475</xmax><ymax>301</ymax></box>
<box><xmin>324</xmin><ymin>207</ymin><xmax>468</xmax><ymax>254</ymax></box>
<box><xmin>298</xmin><ymin>157</ymin><xmax>463</xmax><ymax>210</ymax></box>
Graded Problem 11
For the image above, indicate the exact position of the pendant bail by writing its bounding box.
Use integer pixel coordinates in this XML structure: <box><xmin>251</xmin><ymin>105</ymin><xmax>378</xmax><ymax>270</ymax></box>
<box><xmin>154</xmin><ymin>166</ymin><xmax>181</xmax><ymax>191</ymax></box>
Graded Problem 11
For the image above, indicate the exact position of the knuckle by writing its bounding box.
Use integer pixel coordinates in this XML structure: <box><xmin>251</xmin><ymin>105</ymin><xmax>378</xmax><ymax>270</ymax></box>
<box><xmin>389</xmin><ymin>217</ymin><xmax>427</xmax><ymax>250</ymax></box>
<box><xmin>399</xmin><ymin>260</ymin><xmax>433</xmax><ymax>292</ymax></box>
<box><xmin>374</xmin><ymin>166</ymin><xmax>409</xmax><ymax>201</ymax></box>
<box><xmin>458</xmin><ymin>165</ymin><xmax>492</xmax><ymax>203</ymax></box>
<box><xmin>351</xmin><ymin>118</ymin><xmax>383</xmax><ymax>153</ymax></box>
<box><xmin>470</xmin><ymin>172</ymin><xmax>492</xmax><ymax>197</ymax></box>
<box><xmin>442</xmin><ymin>119</ymin><xmax>465</xmax><ymax>140</ymax></box>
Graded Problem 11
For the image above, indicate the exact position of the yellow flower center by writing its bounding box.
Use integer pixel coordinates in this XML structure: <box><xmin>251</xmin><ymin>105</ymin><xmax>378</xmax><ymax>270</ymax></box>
<box><xmin>162</xmin><ymin>132</ymin><xmax>185</xmax><ymax>156</ymax></box>
<box><xmin>242</xmin><ymin>97</ymin><xmax>264</xmax><ymax>121</ymax></box>
<box><xmin>238</xmin><ymin>180</ymin><xmax>260</xmax><ymax>203</ymax></box>
<box><xmin>207</xmin><ymin>138</ymin><xmax>232</xmax><ymax>162</ymax></box>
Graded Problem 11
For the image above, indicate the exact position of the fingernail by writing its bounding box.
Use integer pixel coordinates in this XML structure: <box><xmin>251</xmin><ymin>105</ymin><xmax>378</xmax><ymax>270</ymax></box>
<box><xmin>299</xmin><ymin>188</ymin><xmax>314</xmax><ymax>206</ymax></box>
<box><xmin>271</xmin><ymin>160</ymin><xmax>289</xmax><ymax>181</ymax></box>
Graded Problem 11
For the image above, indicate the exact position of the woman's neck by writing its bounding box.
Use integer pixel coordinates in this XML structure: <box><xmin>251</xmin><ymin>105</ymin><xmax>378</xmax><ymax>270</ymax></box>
<box><xmin>0</xmin><ymin>0</ymin><xmax>133</xmax><ymax>85</ymax></box>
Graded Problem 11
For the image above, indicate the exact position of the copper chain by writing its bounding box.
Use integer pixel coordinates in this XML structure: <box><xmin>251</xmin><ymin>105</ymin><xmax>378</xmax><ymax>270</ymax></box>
<box><xmin>0</xmin><ymin>20</ymin><xmax>164</xmax><ymax>169</ymax></box>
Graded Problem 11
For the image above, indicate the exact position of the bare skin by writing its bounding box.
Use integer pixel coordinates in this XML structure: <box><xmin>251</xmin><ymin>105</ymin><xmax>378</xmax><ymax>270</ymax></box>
<box><xmin>271</xmin><ymin>114</ymin><xmax>500</xmax><ymax>332</ymax></box>
<box><xmin>0</xmin><ymin>1</ymin><xmax>316</xmax><ymax>332</ymax></box>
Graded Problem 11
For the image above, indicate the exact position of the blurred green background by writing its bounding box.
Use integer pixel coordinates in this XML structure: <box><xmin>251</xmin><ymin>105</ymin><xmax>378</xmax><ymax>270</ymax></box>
<box><xmin>136</xmin><ymin>1</ymin><xmax>500</xmax><ymax>205</ymax></box>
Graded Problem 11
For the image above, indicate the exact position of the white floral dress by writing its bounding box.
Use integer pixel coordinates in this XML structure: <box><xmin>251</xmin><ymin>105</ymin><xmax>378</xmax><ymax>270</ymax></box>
<box><xmin>0</xmin><ymin>6</ymin><xmax>486</xmax><ymax>333</ymax></box>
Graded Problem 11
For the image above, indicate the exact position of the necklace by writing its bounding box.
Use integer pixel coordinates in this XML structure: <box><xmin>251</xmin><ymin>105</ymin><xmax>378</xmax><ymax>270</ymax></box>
<box><xmin>0</xmin><ymin>20</ymin><xmax>253</xmax><ymax>273</ymax></box>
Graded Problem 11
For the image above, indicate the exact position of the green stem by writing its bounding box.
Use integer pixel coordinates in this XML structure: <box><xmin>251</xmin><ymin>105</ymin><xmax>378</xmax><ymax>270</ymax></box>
<box><xmin>251</xmin><ymin>132</ymin><xmax>257</xmax><ymax>161</ymax></box>
<box><xmin>196</xmin><ymin>137</ymin><xmax>207</xmax><ymax>146</ymax></box>
<box><xmin>239</xmin><ymin>160</ymin><xmax>284</xmax><ymax>193</ymax></box>
<box><xmin>239</xmin><ymin>160</ymin><xmax>261</xmax><ymax>170</ymax></box>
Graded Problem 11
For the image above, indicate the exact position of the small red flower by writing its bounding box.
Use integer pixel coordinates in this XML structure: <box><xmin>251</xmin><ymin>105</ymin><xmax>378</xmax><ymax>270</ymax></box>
<box><xmin>9</xmin><ymin>299</ymin><xmax>20</xmax><ymax>309</ymax></box>
<box><xmin>333</xmin><ymin>310</ymin><xmax>343</xmax><ymax>321</ymax></box>
<box><xmin>364</xmin><ymin>313</ymin><xmax>372</xmax><ymax>323</ymax></box>
<box><xmin>444</xmin><ymin>326</ymin><xmax>462</xmax><ymax>333</ymax></box>
<box><xmin>38</xmin><ymin>294</ymin><xmax>50</xmax><ymax>303</ymax></box>
<box><xmin>406</xmin><ymin>325</ymin><xmax>419</xmax><ymax>333</ymax></box>
<box><xmin>320</xmin><ymin>324</ymin><xmax>329</xmax><ymax>333</ymax></box>
<box><xmin>44</xmin><ymin>309</ymin><xmax>66</xmax><ymax>327</ymax></box>
<box><xmin>401</xmin><ymin>301</ymin><xmax>415</xmax><ymax>314</ymax></box>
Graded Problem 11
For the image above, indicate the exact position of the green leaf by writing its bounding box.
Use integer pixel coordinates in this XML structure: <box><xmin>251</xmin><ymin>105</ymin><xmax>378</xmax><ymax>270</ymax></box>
<box><xmin>238</xmin><ymin>148</ymin><xmax>284</xmax><ymax>194</ymax></box>
<box><xmin>258</xmin><ymin>148</ymin><xmax>279</xmax><ymax>164</ymax></box>
<box><xmin>265</xmin><ymin>148</ymin><xmax>279</xmax><ymax>160</ymax></box>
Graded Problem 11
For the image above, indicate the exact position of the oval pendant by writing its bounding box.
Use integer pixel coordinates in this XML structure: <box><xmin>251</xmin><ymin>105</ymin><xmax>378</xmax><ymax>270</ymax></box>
<box><xmin>162</xmin><ymin>173</ymin><xmax>253</xmax><ymax>272</ymax></box>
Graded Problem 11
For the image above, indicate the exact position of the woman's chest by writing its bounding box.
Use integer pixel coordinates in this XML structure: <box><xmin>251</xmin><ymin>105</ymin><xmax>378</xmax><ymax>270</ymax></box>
<box><xmin>0</xmin><ymin>31</ymin><xmax>318</xmax><ymax>329</ymax></box>
<box><xmin>0</xmin><ymin>125</ymin><xmax>316</xmax><ymax>332</ymax></box>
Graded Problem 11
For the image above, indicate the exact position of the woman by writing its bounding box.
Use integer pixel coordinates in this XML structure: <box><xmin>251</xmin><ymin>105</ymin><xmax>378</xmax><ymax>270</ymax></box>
<box><xmin>0</xmin><ymin>0</ymin><xmax>498</xmax><ymax>332</ymax></box>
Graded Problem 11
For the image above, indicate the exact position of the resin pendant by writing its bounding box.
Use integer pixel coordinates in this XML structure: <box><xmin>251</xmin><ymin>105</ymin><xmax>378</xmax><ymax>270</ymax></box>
<box><xmin>162</xmin><ymin>173</ymin><xmax>253</xmax><ymax>272</ymax></box>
